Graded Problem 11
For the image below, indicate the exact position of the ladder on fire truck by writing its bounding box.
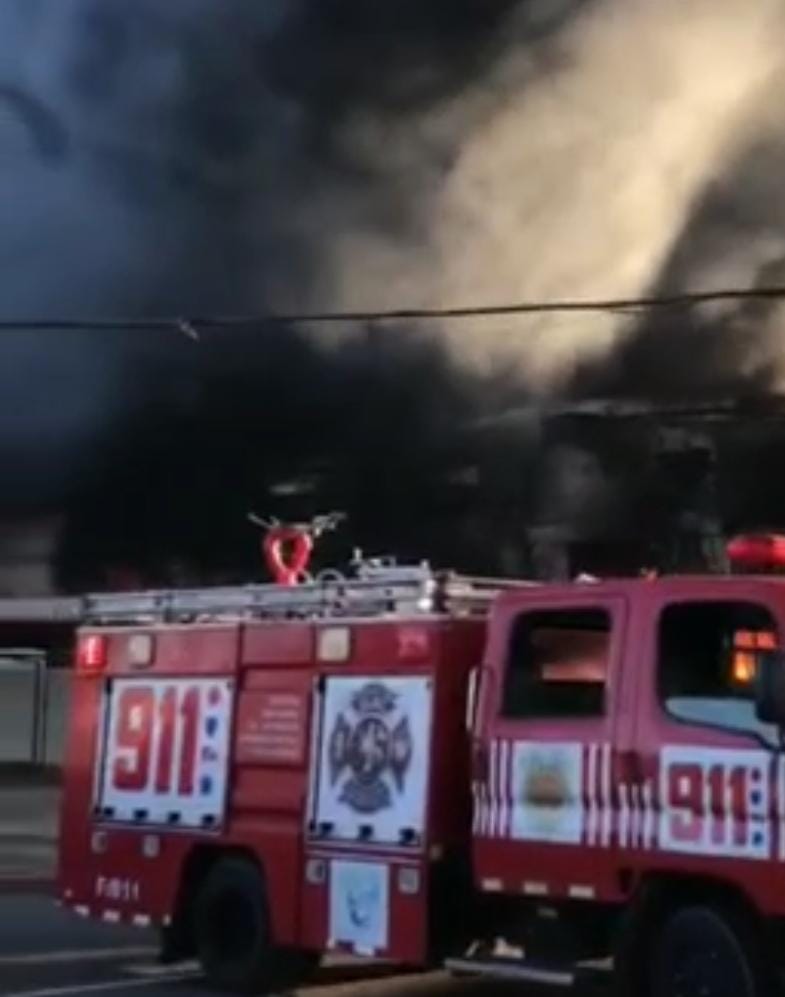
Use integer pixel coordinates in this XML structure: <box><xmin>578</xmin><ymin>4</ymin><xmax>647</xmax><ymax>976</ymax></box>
<box><xmin>0</xmin><ymin>561</ymin><xmax>523</xmax><ymax>627</ymax></box>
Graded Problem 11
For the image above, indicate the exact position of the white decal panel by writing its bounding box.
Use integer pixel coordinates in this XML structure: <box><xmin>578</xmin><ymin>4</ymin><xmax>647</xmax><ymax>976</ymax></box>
<box><xmin>659</xmin><ymin>745</ymin><xmax>770</xmax><ymax>859</ymax></box>
<box><xmin>311</xmin><ymin>676</ymin><xmax>432</xmax><ymax>844</ymax></box>
<box><xmin>97</xmin><ymin>677</ymin><xmax>232</xmax><ymax>828</ymax></box>
<box><xmin>510</xmin><ymin>742</ymin><xmax>584</xmax><ymax>844</ymax></box>
<box><xmin>329</xmin><ymin>860</ymin><xmax>389</xmax><ymax>955</ymax></box>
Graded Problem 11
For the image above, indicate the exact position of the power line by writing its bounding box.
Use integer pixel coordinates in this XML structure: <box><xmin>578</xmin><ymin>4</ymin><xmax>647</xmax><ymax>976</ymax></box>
<box><xmin>1</xmin><ymin>283</ymin><xmax>785</xmax><ymax>333</ymax></box>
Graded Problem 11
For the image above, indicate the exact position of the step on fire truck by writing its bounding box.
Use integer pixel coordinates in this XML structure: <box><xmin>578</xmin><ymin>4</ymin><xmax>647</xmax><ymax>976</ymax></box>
<box><xmin>55</xmin><ymin>524</ymin><xmax>785</xmax><ymax>996</ymax></box>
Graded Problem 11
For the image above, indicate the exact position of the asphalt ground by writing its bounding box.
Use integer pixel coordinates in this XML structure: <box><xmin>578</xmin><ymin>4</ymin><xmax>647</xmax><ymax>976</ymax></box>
<box><xmin>0</xmin><ymin>784</ymin><xmax>58</xmax><ymax>889</ymax></box>
<box><xmin>0</xmin><ymin>785</ymin><xmax>612</xmax><ymax>996</ymax></box>
<box><xmin>0</xmin><ymin>892</ymin><xmax>610</xmax><ymax>997</ymax></box>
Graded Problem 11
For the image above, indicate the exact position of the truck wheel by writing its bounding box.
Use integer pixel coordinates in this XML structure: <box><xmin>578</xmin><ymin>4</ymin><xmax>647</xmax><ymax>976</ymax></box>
<box><xmin>651</xmin><ymin>905</ymin><xmax>770</xmax><ymax>997</ymax></box>
<box><xmin>194</xmin><ymin>856</ymin><xmax>317</xmax><ymax>994</ymax></box>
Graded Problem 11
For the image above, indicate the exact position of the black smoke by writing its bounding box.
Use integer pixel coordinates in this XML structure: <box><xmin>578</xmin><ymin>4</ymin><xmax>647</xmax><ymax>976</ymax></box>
<box><xmin>3</xmin><ymin>0</ymin><xmax>785</xmax><ymax>589</ymax></box>
<box><xmin>570</xmin><ymin>131</ymin><xmax>785</xmax><ymax>402</ymax></box>
<box><xmin>564</xmin><ymin>96</ymin><xmax>785</xmax><ymax>561</ymax></box>
<box><xmin>0</xmin><ymin>0</ymin><xmax>565</xmax><ymax>586</ymax></box>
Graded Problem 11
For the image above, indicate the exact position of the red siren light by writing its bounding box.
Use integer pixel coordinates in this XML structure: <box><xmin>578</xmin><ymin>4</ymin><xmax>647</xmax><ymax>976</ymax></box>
<box><xmin>76</xmin><ymin>633</ymin><xmax>108</xmax><ymax>675</ymax></box>
<box><xmin>726</xmin><ymin>533</ymin><xmax>785</xmax><ymax>572</ymax></box>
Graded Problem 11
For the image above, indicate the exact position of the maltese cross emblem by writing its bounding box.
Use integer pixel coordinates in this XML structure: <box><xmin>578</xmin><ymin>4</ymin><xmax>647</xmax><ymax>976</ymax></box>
<box><xmin>328</xmin><ymin>682</ymin><xmax>413</xmax><ymax>814</ymax></box>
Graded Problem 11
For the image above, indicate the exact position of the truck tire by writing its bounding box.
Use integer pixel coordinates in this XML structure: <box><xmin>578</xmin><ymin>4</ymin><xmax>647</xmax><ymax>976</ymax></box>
<box><xmin>194</xmin><ymin>856</ymin><xmax>318</xmax><ymax>994</ymax></box>
<box><xmin>651</xmin><ymin>905</ymin><xmax>771</xmax><ymax>997</ymax></box>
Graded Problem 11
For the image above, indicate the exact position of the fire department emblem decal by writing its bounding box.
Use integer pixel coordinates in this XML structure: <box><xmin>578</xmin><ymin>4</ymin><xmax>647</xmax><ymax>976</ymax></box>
<box><xmin>328</xmin><ymin>683</ymin><xmax>413</xmax><ymax>814</ymax></box>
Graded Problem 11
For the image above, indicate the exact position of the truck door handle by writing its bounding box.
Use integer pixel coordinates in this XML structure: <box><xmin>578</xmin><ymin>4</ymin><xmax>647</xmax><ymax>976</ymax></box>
<box><xmin>471</xmin><ymin>739</ymin><xmax>489</xmax><ymax>783</ymax></box>
<box><xmin>619</xmin><ymin>749</ymin><xmax>644</xmax><ymax>785</ymax></box>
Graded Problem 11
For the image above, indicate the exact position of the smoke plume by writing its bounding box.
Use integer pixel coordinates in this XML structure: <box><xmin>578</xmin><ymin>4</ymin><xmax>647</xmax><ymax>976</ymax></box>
<box><xmin>1</xmin><ymin>0</ymin><xmax>785</xmax><ymax>584</ymax></box>
<box><xmin>284</xmin><ymin>0</ymin><xmax>785</xmax><ymax>391</ymax></box>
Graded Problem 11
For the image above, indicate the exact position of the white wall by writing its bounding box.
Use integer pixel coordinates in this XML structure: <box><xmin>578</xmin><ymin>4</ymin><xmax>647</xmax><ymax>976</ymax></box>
<box><xmin>0</xmin><ymin>662</ymin><xmax>71</xmax><ymax>765</ymax></box>
<box><xmin>0</xmin><ymin>664</ymin><xmax>36</xmax><ymax>762</ymax></box>
<box><xmin>44</xmin><ymin>668</ymin><xmax>71</xmax><ymax>765</ymax></box>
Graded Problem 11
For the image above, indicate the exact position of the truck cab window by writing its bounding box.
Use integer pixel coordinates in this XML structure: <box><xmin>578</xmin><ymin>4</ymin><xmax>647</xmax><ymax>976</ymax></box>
<box><xmin>502</xmin><ymin>608</ymin><xmax>611</xmax><ymax>719</ymax></box>
<box><xmin>658</xmin><ymin>600</ymin><xmax>778</xmax><ymax>740</ymax></box>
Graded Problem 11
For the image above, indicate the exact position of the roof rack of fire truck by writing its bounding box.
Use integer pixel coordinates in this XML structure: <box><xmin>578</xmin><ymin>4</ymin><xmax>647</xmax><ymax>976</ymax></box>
<box><xmin>83</xmin><ymin>562</ymin><xmax>524</xmax><ymax>625</ymax></box>
<box><xmin>0</xmin><ymin>562</ymin><xmax>527</xmax><ymax>628</ymax></box>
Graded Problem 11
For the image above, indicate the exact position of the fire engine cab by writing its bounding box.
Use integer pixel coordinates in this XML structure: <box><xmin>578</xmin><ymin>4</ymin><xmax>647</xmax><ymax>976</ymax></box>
<box><xmin>57</xmin><ymin>531</ymin><xmax>785</xmax><ymax>997</ymax></box>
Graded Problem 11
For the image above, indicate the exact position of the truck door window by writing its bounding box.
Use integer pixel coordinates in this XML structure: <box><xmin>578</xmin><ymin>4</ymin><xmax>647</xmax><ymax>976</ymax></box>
<box><xmin>502</xmin><ymin>608</ymin><xmax>610</xmax><ymax>719</ymax></box>
<box><xmin>658</xmin><ymin>600</ymin><xmax>779</xmax><ymax>740</ymax></box>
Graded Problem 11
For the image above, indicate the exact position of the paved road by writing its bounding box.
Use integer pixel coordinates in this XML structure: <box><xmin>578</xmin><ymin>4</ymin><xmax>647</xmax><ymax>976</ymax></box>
<box><xmin>0</xmin><ymin>785</ymin><xmax>58</xmax><ymax>885</ymax></box>
<box><xmin>0</xmin><ymin>893</ymin><xmax>604</xmax><ymax>997</ymax></box>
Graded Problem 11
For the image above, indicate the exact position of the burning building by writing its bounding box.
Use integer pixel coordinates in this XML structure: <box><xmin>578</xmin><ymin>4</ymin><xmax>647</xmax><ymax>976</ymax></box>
<box><xmin>1</xmin><ymin>1</ymin><xmax>785</xmax><ymax>589</ymax></box>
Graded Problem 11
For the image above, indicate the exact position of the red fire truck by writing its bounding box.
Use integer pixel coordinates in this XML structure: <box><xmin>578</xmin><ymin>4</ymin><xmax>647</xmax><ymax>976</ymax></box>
<box><xmin>57</xmin><ymin>532</ymin><xmax>785</xmax><ymax>996</ymax></box>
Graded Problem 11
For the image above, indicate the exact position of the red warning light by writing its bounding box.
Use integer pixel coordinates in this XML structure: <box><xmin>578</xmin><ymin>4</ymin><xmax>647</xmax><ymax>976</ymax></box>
<box><xmin>77</xmin><ymin>634</ymin><xmax>108</xmax><ymax>675</ymax></box>
<box><xmin>727</xmin><ymin>534</ymin><xmax>785</xmax><ymax>572</ymax></box>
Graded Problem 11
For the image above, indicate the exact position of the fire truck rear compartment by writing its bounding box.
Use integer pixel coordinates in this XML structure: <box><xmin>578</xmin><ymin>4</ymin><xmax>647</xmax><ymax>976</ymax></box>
<box><xmin>60</xmin><ymin>607</ymin><xmax>486</xmax><ymax>977</ymax></box>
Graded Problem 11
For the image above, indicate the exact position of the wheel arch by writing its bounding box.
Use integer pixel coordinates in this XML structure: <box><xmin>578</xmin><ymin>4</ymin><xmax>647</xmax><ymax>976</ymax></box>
<box><xmin>629</xmin><ymin>871</ymin><xmax>764</xmax><ymax>928</ymax></box>
<box><xmin>163</xmin><ymin>844</ymin><xmax>267</xmax><ymax>962</ymax></box>
<box><xmin>613</xmin><ymin>871</ymin><xmax>771</xmax><ymax>997</ymax></box>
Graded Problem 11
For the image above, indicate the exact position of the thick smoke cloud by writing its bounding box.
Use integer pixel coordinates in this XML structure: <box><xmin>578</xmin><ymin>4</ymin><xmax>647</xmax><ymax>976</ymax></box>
<box><xmin>2</xmin><ymin>0</ymin><xmax>785</xmax><ymax>585</ymax></box>
<box><xmin>572</xmin><ymin>91</ymin><xmax>785</xmax><ymax>400</ymax></box>
<box><xmin>0</xmin><ymin>0</ymin><xmax>578</xmax><ymax>582</ymax></box>
<box><xmin>290</xmin><ymin>0</ymin><xmax>785</xmax><ymax>389</ymax></box>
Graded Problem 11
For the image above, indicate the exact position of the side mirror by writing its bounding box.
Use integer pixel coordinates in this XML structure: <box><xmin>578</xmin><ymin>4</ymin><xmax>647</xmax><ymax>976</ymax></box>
<box><xmin>755</xmin><ymin>650</ymin><xmax>785</xmax><ymax>725</ymax></box>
